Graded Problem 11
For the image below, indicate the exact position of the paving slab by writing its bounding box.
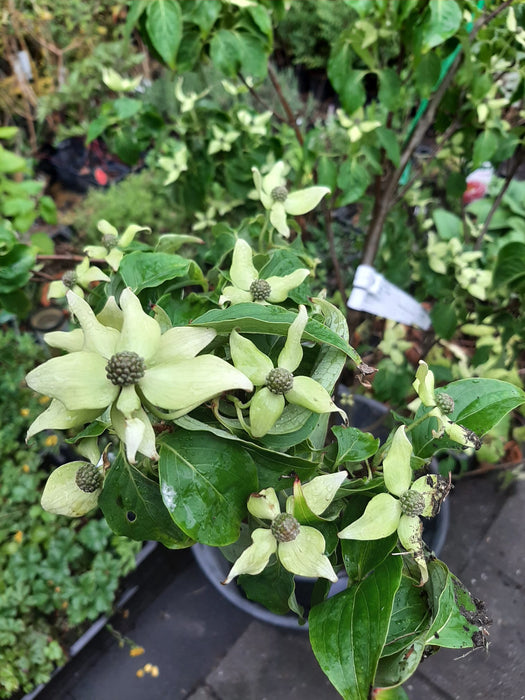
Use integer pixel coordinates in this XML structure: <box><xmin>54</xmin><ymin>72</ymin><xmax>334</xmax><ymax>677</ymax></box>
<box><xmin>37</xmin><ymin>561</ymin><xmax>251</xmax><ymax>700</ymax></box>
<box><xmin>415</xmin><ymin>482</ymin><xmax>525</xmax><ymax>700</ymax></box>
<box><xmin>203</xmin><ymin>620</ymin><xmax>341</xmax><ymax>700</ymax></box>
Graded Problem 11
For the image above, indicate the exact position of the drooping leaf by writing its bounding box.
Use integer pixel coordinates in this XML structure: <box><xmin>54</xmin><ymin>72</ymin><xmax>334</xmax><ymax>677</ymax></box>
<box><xmin>309</xmin><ymin>555</ymin><xmax>403</xmax><ymax>700</ymax></box>
<box><xmin>99</xmin><ymin>452</ymin><xmax>193</xmax><ymax>548</ymax></box>
<box><xmin>472</xmin><ymin>130</ymin><xmax>499</xmax><ymax>169</ymax></box>
<box><xmin>191</xmin><ymin>302</ymin><xmax>361</xmax><ymax>363</ymax></box>
<box><xmin>159</xmin><ymin>429</ymin><xmax>258</xmax><ymax>546</ymax></box>
<box><xmin>209</xmin><ymin>28</ymin><xmax>244</xmax><ymax>76</ymax></box>
<box><xmin>146</xmin><ymin>0</ymin><xmax>183</xmax><ymax>69</ymax></box>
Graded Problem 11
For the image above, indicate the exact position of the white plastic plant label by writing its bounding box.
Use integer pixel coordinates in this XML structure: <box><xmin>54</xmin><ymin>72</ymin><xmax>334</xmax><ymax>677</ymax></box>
<box><xmin>348</xmin><ymin>264</ymin><xmax>432</xmax><ymax>330</ymax></box>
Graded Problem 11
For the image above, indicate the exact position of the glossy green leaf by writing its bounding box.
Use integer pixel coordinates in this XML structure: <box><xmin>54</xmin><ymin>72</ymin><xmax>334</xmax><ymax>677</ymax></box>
<box><xmin>381</xmin><ymin>575</ymin><xmax>430</xmax><ymax>656</ymax></box>
<box><xmin>421</xmin><ymin>0</ymin><xmax>462</xmax><ymax>50</ymax></box>
<box><xmin>174</xmin><ymin>414</ymin><xmax>317</xmax><ymax>484</ymax></box>
<box><xmin>373</xmin><ymin>688</ymin><xmax>409</xmax><ymax>700</ymax></box>
<box><xmin>159</xmin><ymin>429</ymin><xmax>258</xmax><ymax>546</ymax></box>
<box><xmin>65</xmin><ymin>420</ymin><xmax>109</xmax><ymax>443</ymax></box>
<box><xmin>146</xmin><ymin>0</ymin><xmax>182</xmax><ymax>69</ymax></box>
<box><xmin>424</xmin><ymin>561</ymin><xmax>480</xmax><ymax>648</ymax></box>
<box><xmin>119</xmin><ymin>251</ymin><xmax>192</xmax><ymax>292</ymax></box>
<box><xmin>332</xmin><ymin>426</ymin><xmax>380</xmax><ymax>465</ymax></box>
<box><xmin>443</xmin><ymin>377</ymin><xmax>525</xmax><ymax>435</ymax></box>
<box><xmin>184</xmin><ymin>0</ymin><xmax>221</xmax><ymax>34</ymax></box>
<box><xmin>309</xmin><ymin>555</ymin><xmax>403</xmax><ymax>700</ymax></box>
<box><xmin>191</xmin><ymin>302</ymin><xmax>361</xmax><ymax>363</ymax></box>
<box><xmin>99</xmin><ymin>452</ymin><xmax>193</xmax><ymax>548</ymax></box>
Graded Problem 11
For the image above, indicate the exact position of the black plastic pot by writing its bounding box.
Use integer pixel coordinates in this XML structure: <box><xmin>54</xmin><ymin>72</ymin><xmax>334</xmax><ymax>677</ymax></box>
<box><xmin>193</xmin><ymin>394</ymin><xmax>450</xmax><ymax>630</ymax></box>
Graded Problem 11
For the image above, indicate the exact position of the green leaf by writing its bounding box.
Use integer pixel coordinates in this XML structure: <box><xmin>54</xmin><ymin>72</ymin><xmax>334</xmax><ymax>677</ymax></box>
<box><xmin>184</xmin><ymin>0</ymin><xmax>221</xmax><ymax>35</ymax></box>
<box><xmin>332</xmin><ymin>425</ymin><xmax>380</xmax><ymax>464</ymax></box>
<box><xmin>146</xmin><ymin>0</ymin><xmax>183</xmax><ymax>69</ymax></box>
<box><xmin>443</xmin><ymin>377</ymin><xmax>525</xmax><ymax>435</ymax></box>
<box><xmin>99</xmin><ymin>452</ymin><xmax>193</xmax><ymax>548</ymax></box>
<box><xmin>38</xmin><ymin>195</ymin><xmax>57</xmax><ymax>224</ymax></box>
<box><xmin>0</xmin><ymin>126</ymin><xmax>18</xmax><ymax>139</ymax></box>
<box><xmin>86</xmin><ymin>115</ymin><xmax>113</xmax><ymax>143</ymax></box>
<box><xmin>0</xmin><ymin>244</ymin><xmax>35</xmax><ymax>293</ymax></box>
<box><xmin>415</xmin><ymin>52</ymin><xmax>441</xmax><ymax>97</ymax></box>
<box><xmin>421</xmin><ymin>0</ymin><xmax>462</xmax><ymax>50</ymax></box>
<box><xmin>0</xmin><ymin>145</ymin><xmax>27</xmax><ymax>173</ymax></box>
<box><xmin>209</xmin><ymin>29</ymin><xmax>243</xmax><ymax>76</ymax></box>
<box><xmin>378</xmin><ymin>69</ymin><xmax>402</xmax><ymax>110</ymax></box>
<box><xmin>159</xmin><ymin>429</ymin><xmax>258</xmax><ymax>546</ymax></box>
<box><xmin>376</xmin><ymin>128</ymin><xmax>400</xmax><ymax>168</ymax></box>
<box><xmin>65</xmin><ymin>420</ymin><xmax>109</xmax><ymax>443</ymax></box>
<box><xmin>472</xmin><ymin>130</ymin><xmax>499</xmax><ymax>169</ymax></box>
<box><xmin>433</xmin><ymin>208</ymin><xmax>462</xmax><ymax>240</ymax></box>
<box><xmin>119</xmin><ymin>251</ymin><xmax>192</xmax><ymax>292</ymax></box>
<box><xmin>191</xmin><ymin>302</ymin><xmax>361</xmax><ymax>363</ymax></box>
<box><xmin>174</xmin><ymin>414</ymin><xmax>317</xmax><ymax>485</ymax></box>
<box><xmin>493</xmin><ymin>242</ymin><xmax>525</xmax><ymax>294</ymax></box>
<box><xmin>337</xmin><ymin>160</ymin><xmax>371</xmax><ymax>205</ymax></box>
<box><xmin>424</xmin><ymin>561</ymin><xmax>479</xmax><ymax>648</ymax></box>
<box><xmin>328</xmin><ymin>36</ymin><xmax>366</xmax><ymax>114</ymax></box>
<box><xmin>430</xmin><ymin>300</ymin><xmax>457</xmax><ymax>339</ymax></box>
<box><xmin>382</xmin><ymin>574</ymin><xmax>430</xmax><ymax>656</ymax></box>
<box><xmin>309</xmin><ymin>555</ymin><xmax>403</xmax><ymax>700</ymax></box>
<box><xmin>239</xmin><ymin>560</ymin><xmax>295</xmax><ymax>615</ymax></box>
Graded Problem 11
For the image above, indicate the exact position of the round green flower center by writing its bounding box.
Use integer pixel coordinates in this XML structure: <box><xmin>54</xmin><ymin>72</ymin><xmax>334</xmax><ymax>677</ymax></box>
<box><xmin>62</xmin><ymin>270</ymin><xmax>77</xmax><ymax>289</ymax></box>
<box><xmin>271</xmin><ymin>513</ymin><xmax>300</xmax><ymax>542</ymax></box>
<box><xmin>106</xmin><ymin>351</ymin><xmax>146</xmax><ymax>386</ymax></box>
<box><xmin>249</xmin><ymin>278</ymin><xmax>272</xmax><ymax>301</ymax></box>
<box><xmin>266</xmin><ymin>367</ymin><xmax>294</xmax><ymax>395</ymax></box>
<box><xmin>399</xmin><ymin>489</ymin><xmax>425</xmax><ymax>517</ymax></box>
<box><xmin>271</xmin><ymin>185</ymin><xmax>288</xmax><ymax>202</ymax></box>
<box><xmin>436</xmin><ymin>392</ymin><xmax>455</xmax><ymax>415</ymax></box>
<box><xmin>102</xmin><ymin>233</ymin><xmax>119</xmax><ymax>249</ymax></box>
<box><xmin>75</xmin><ymin>463</ymin><xmax>103</xmax><ymax>493</ymax></box>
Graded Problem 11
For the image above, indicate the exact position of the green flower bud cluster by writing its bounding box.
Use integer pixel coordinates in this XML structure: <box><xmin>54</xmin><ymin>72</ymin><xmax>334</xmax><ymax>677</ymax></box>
<box><xmin>266</xmin><ymin>367</ymin><xmax>294</xmax><ymax>395</ymax></box>
<box><xmin>102</xmin><ymin>233</ymin><xmax>119</xmax><ymax>249</ymax></box>
<box><xmin>61</xmin><ymin>270</ymin><xmax>78</xmax><ymax>289</ymax></box>
<box><xmin>249</xmin><ymin>278</ymin><xmax>272</xmax><ymax>301</ymax></box>
<box><xmin>106</xmin><ymin>351</ymin><xmax>146</xmax><ymax>386</ymax></box>
<box><xmin>75</xmin><ymin>463</ymin><xmax>103</xmax><ymax>493</ymax></box>
<box><xmin>271</xmin><ymin>513</ymin><xmax>300</xmax><ymax>542</ymax></box>
<box><xmin>271</xmin><ymin>185</ymin><xmax>288</xmax><ymax>202</ymax></box>
<box><xmin>436</xmin><ymin>392</ymin><xmax>455</xmax><ymax>415</ymax></box>
<box><xmin>399</xmin><ymin>489</ymin><xmax>425</xmax><ymax>517</ymax></box>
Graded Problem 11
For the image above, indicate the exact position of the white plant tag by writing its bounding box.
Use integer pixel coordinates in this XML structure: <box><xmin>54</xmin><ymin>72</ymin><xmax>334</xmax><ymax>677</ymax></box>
<box><xmin>348</xmin><ymin>264</ymin><xmax>432</xmax><ymax>330</ymax></box>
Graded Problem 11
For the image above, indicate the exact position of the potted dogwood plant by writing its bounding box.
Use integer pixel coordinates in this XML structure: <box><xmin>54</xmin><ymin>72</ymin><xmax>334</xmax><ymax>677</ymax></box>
<box><xmin>25</xmin><ymin>161</ymin><xmax>525</xmax><ymax>699</ymax></box>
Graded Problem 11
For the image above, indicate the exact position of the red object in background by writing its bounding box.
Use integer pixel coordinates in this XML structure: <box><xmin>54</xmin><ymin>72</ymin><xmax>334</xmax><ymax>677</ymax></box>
<box><xmin>463</xmin><ymin>180</ymin><xmax>487</xmax><ymax>205</ymax></box>
<box><xmin>94</xmin><ymin>167</ymin><xmax>109</xmax><ymax>186</ymax></box>
<box><xmin>462</xmin><ymin>163</ymin><xmax>493</xmax><ymax>205</ymax></box>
